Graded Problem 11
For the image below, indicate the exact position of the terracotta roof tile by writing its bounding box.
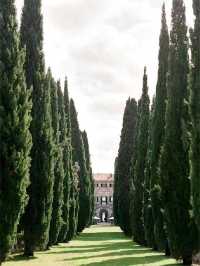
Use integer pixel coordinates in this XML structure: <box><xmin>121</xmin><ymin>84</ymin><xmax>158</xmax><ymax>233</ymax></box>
<box><xmin>93</xmin><ymin>173</ymin><xmax>114</xmax><ymax>181</ymax></box>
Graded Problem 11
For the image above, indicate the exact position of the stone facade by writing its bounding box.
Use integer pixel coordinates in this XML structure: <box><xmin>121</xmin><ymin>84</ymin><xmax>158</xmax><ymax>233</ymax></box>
<box><xmin>93</xmin><ymin>173</ymin><xmax>114</xmax><ymax>222</ymax></box>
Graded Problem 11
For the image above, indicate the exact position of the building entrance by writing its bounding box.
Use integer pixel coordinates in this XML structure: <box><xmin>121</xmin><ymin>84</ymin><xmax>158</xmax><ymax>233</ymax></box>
<box><xmin>99</xmin><ymin>209</ymin><xmax>108</xmax><ymax>222</ymax></box>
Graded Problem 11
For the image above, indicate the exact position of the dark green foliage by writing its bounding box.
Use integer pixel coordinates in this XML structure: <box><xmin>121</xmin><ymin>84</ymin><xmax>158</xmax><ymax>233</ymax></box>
<box><xmin>89</xmin><ymin>179</ymin><xmax>95</xmax><ymax>225</ymax></box>
<box><xmin>131</xmin><ymin>67</ymin><xmax>150</xmax><ymax>245</ymax></box>
<box><xmin>64</xmin><ymin>78</ymin><xmax>71</xmax><ymax>135</ymax></box>
<box><xmin>115</xmin><ymin>98</ymin><xmax>138</xmax><ymax>236</ymax></box>
<box><xmin>48</xmin><ymin>73</ymin><xmax>64</xmax><ymax>246</ymax></box>
<box><xmin>144</xmin><ymin>100</ymin><xmax>156</xmax><ymax>248</ymax></box>
<box><xmin>190</xmin><ymin>0</ymin><xmax>200</xmax><ymax>246</ymax></box>
<box><xmin>57</xmin><ymin>81</ymin><xmax>70</xmax><ymax>243</ymax></box>
<box><xmin>0</xmin><ymin>1</ymin><xmax>32</xmax><ymax>262</ymax></box>
<box><xmin>113</xmin><ymin>157</ymin><xmax>119</xmax><ymax>225</ymax></box>
<box><xmin>129</xmin><ymin>100</ymin><xmax>141</xmax><ymax>236</ymax></box>
<box><xmin>81</xmin><ymin>130</ymin><xmax>94</xmax><ymax>226</ymax></box>
<box><xmin>21</xmin><ymin>0</ymin><xmax>54</xmax><ymax>255</ymax></box>
<box><xmin>70</xmin><ymin>99</ymin><xmax>90</xmax><ymax>233</ymax></box>
<box><xmin>160</xmin><ymin>1</ymin><xmax>196</xmax><ymax>263</ymax></box>
<box><xmin>23</xmin><ymin>71</ymin><xmax>54</xmax><ymax>255</ymax></box>
<box><xmin>150</xmin><ymin>4</ymin><xmax>169</xmax><ymax>252</ymax></box>
<box><xmin>66</xmin><ymin>167</ymin><xmax>79</xmax><ymax>241</ymax></box>
<box><xmin>81</xmin><ymin>131</ymin><xmax>91</xmax><ymax>175</ymax></box>
<box><xmin>20</xmin><ymin>0</ymin><xmax>44</xmax><ymax>92</ymax></box>
<box><xmin>63</xmin><ymin>79</ymin><xmax>78</xmax><ymax>242</ymax></box>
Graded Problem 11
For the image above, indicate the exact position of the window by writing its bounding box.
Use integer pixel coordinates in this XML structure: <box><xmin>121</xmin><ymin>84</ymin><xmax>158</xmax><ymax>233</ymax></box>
<box><xmin>101</xmin><ymin>196</ymin><xmax>107</xmax><ymax>205</ymax></box>
<box><xmin>101</xmin><ymin>184</ymin><xmax>103</xmax><ymax>187</ymax></box>
<box><xmin>110</xmin><ymin>196</ymin><xmax>113</xmax><ymax>202</ymax></box>
<box><xmin>109</xmin><ymin>184</ymin><xmax>112</xmax><ymax>188</ymax></box>
<box><xmin>97</xmin><ymin>183</ymin><xmax>99</xmax><ymax>187</ymax></box>
<box><xmin>102</xmin><ymin>196</ymin><xmax>106</xmax><ymax>202</ymax></box>
<box><xmin>96</xmin><ymin>197</ymin><xmax>99</xmax><ymax>202</ymax></box>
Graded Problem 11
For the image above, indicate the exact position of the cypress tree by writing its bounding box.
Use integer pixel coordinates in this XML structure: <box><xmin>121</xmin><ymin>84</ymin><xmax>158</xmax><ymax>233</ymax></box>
<box><xmin>57</xmin><ymin>81</ymin><xmax>70</xmax><ymax>243</ymax></box>
<box><xmin>66</xmin><ymin>167</ymin><xmax>79</xmax><ymax>241</ymax></box>
<box><xmin>71</xmin><ymin>164</ymin><xmax>80</xmax><ymax>237</ymax></box>
<box><xmin>144</xmin><ymin>99</ymin><xmax>155</xmax><ymax>248</ymax></box>
<box><xmin>63</xmin><ymin>79</ymin><xmax>78</xmax><ymax>242</ymax></box>
<box><xmin>23</xmin><ymin>73</ymin><xmax>54</xmax><ymax>255</ymax></box>
<box><xmin>113</xmin><ymin>157</ymin><xmax>119</xmax><ymax>225</ymax></box>
<box><xmin>48</xmin><ymin>73</ymin><xmax>64</xmax><ymax>246</ymax></box>
<box><xmin>129</xmin><ymin>99</ymin><xmax>141</xmax><ymax>237</ymax></box>
<box><xmin>190</xmin><ymin>0</ymin><xmax>200</xmax><ymax>246</ymax></box>
<box><xmin>64</xmin><ymin>78</ymin><xmax>70</xmax><ymax>135</ymax></box>
<box><xmin>89</xmin><ymin>179</ymin><xmax>95</xmax><ymax>225</ymax></box>
<box><xmin>160</xmin><ymin>1</ymin><xmax>196</xmax><ymax>264</ymax></box>
<box><xmin>81</xmin><ymin>130</ymin><xmax>94</xmax><ymax>226</ymax></box>
<box><xmin>116</xmin><ymin>98</ymin><xmax>138</xmax><ymax>236</ymax></box>
<box><xmin>21</xmin><ymin>0</ymin><xmax>54</xmax><ymax>255</ymax></box>
<box><xmin>132</xmin><ymin>67</ymin><xmax>150</xmax><ymax>245</ymax></box>
<box><xmin>70</xmin><ymin>99</ymin><xmax>90</xmax><ymax>233</ymax></box>
<box><xmin>150</xmin><ymin>4</ymin><xmax>169</xmax><ymax>252</ymax></box>
<box><xmin>0</xmin><ymin>1</ymin><xmax>32</xmax><ymax>263</ymax></box>
<box><xmin>73</xmin><ymin>167</ymin><xmax>80</xmax><ymax>236</ymax></box>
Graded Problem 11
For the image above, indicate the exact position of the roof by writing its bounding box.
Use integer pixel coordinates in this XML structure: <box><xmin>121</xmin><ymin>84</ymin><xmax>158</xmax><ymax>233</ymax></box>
<box><xmin>93</xmin><ymin>173</ymin><xmax>114</xmax><ymax>182</ymax></box>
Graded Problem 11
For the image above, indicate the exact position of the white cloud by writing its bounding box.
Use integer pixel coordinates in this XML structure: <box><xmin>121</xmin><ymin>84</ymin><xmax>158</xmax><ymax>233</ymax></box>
<box><xmin>15</xmin><ymin>0</ymin><xmax>193</xmax><ymax>173</ymax></box>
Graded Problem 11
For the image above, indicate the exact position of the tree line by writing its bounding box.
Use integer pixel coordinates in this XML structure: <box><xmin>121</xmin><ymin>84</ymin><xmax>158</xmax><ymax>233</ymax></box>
<box><xmin>114</xmin><ymin>1</ymin><xmax>200</xmax><ymax>265</ymax></box>
<box><xmin>0</xmin><ymin>0</ymin><xmax>94</xmax><ymax>265</ymax></box>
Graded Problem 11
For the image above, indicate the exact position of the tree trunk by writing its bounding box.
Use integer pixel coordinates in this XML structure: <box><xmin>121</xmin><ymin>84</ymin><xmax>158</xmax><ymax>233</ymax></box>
<box><xmin>165</xmin><ymin>241</ymin><xmax>170</xmax><ymax>256</ymax></box>
<box><xmin>24</xmin><ymin>236</ymin><xmax>34</xmax><ymax>257</ymax></box>
<box><xmin>183</xmin><ymin>256</ymin><xmax>192</xmax><ymax>266</ymax></box>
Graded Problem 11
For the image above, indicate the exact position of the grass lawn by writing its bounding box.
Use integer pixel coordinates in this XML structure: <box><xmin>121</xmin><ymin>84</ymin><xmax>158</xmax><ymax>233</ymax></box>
<box><xmin>4</xmin><ymin>225</ymin><xmax>181</xmax><ymax>266</ymax></box>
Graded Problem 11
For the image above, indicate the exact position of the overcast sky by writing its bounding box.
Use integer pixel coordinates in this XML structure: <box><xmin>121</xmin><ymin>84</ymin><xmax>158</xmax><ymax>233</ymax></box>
<box><xmin>15</xmin><ymin>0</ymin><xmax>193</xmax><ymax>173</ymax></box>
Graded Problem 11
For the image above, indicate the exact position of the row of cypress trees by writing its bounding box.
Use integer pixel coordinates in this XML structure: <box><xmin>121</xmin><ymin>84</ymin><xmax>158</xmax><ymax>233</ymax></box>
<box><xmin>0</xmin><ymin>0</ymin><xmax>94</xmax><ymax>264</ymax></box>
<box><xmin>114</xmin><ymin>1</ymin><xmax>200</xmax><ymax>265</ymax></box>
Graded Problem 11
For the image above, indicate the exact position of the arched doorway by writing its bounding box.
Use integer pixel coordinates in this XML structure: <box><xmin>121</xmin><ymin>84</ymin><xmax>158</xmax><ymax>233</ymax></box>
<box><xmin>99</xmin><ymin>209</ymin><xmax>108</xmax><ymax>222</ymax></box>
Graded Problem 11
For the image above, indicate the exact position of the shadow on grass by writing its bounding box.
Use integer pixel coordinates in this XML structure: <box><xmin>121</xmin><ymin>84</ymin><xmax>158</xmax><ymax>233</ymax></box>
<box><xmin>56</xmin><ymin>242</ymin><xmax>147</xmax><ymax>250</ymax></box>
<box><xmin>80</xmin><ymin>255</ymin><xmax>180</xmax><ymax>266</ymax></box>
<box><xmin>6</xmin><ymin>228</ymin><xmax>181</xmax><ymax>266</ymax></box>
<box><xmin>164</xmin><ymin>264</ymin><xmax>182</xmax><ymax>266</ymax></box>
<box><xmin>78</xmin><ymin>232</ymin><xmax>124</xmax><ymax>241</ymax></box>
<box><xmin>55</xmin><ymin>230</ymin><xmax>180</xmax><ymax>266</ymax></box>
<box><xmin>63</xmin><ymin>249</ymin><xmax>162</xmax><ymax>262</ymax></box>
<box><xmin>7</xmin><ymin>255</ymin><xmax>38</xmax><ymax>262</ymax></box>
<box><xmin>46</xmin><ymin>241</ymin><xmax>152</xmax><ymax>255</ymax></box>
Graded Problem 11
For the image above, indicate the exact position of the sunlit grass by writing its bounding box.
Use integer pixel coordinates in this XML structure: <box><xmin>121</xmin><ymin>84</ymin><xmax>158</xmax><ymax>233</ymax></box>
<box><xmin>4</xmin><ymin>225</ymin><xmax>181</xmax><ymax>266</ymax></box>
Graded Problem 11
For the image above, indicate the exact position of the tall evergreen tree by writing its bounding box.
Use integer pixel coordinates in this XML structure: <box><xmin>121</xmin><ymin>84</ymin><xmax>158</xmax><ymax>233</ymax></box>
<box><xmin>70</xmin><ymin>99</ymin><xmax>90</xmax><ymax>233</ymax></box>
<box><xmin>24</xmin><ymin>72</ymin><xmax>54</xmax><ymax>255</ymax></box>
<box><xmin>71</xmin><ymin>164</ymin><xmax>80</xmax><ymax>237</ymax></box>
<box><xmin>160</xmin><ymin>1</ymin><xmax>196</xmax><ymax>264</ymax></box>
<box><xmin>131</xmin><ymin>67</ymin><xmax>150</xmax><ymax>245</ymax></box>
<box><xmin>129</xmin><ymin>99</ymin><xmax>141</xmax><ymax>237</ymax></box>
<box><xmin>63</xmin><ymin>79</ymin><xmax>78</xmax><ymax>242</ymax></box>
<box><xmin>57</xmin><ymin>81</ymin><xmax>70</xmax><ymax>243</ymax></box>
<box><xmin>64</xmin><ymin>78</ymin><xmax>70</xmax><ymax>135</ymax></box>
<box><xmin>150</xmin><ymin>4</ymin><xmax>169</xmax><ymax>252</ymax></box>
<box><xmin>190</xmin><ymin>0</ymin><xmax>200</xmax><ymax>246</ymax></box>
<box><xmin>89</xmin><ymin>179</ymin><xmax>95</xmax><ymax>225</ymax></box>
<box><xmin>144</xmin><ymin>99</ymin><xmax>155</xmax><ymax>248</ymax></box>
<box><xmin>115</xmin><ymin>98</ymin><xmax>138</xmax><ymax>236</ymax></box>
<box><xmin>82</xmin><ymin>130</ymin><xmax>94</xmax><ymax>226</ymax></box>
<box><xmin>66</xmin><ymin>166</ymin><xmax>79</xmax><ymax>241</ymax></box>
<box><xmin>48</xmin><ymin>73</ymin><xmax>64</xmax><ymax>246</ymax></box>
<box><xmin>0</xmin><ymin>1</ymin><xmax>32</xmax><ymax>263</ymax></box>
<box><xmin>113</xmin><ymin>157</ymin><xmax>119</xmax><ymax>225</ymax></box>
<box><xmin>21</xmin><ymin>0</ymin><xmax>54</xmax><ymax>255</ymax></box>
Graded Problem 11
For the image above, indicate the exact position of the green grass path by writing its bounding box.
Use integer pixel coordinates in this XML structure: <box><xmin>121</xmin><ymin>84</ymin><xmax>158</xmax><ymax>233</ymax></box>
<box><xmin>4</xmin><ymin>225</ymin><xmax>181</xmax><ymax>266</ymax></box>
